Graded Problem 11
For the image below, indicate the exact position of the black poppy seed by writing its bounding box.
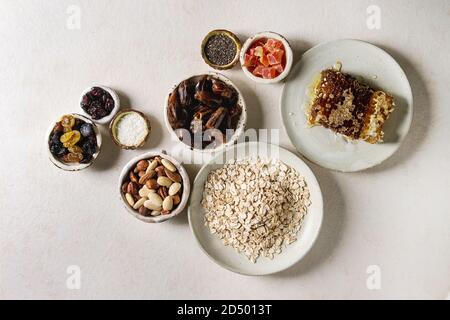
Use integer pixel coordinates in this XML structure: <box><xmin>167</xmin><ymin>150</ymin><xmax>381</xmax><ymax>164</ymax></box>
<box><xmin>204</xmin><ymin>34</ymin><xmax>237</xmax><ymax>66</ymax></box>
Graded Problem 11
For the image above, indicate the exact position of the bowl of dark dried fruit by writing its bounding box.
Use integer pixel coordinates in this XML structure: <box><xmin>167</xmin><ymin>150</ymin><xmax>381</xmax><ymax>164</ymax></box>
<box><xmin>46</xmin><ymin>114</ymin><xmax>102</xmax><ymax>171</ymax></box>
<box><xmin>164</xmin><ymin>73</ymin><xmax>247</xmax><ymax>152</ymax></box>
<box><xmin>80</xmin><ymin>85</ymin><xmax>120</xmax><ymax>124</ymax></box>
<box><xmin>118</xmin><ymin>152</ymin><xmax>190</xmax><ymax>223</ymax></box>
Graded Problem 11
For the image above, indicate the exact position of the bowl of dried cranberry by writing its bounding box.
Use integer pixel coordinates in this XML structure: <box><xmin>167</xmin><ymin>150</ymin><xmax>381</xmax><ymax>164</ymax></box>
<box><xmin>79</xmin><ymin>85</ymin><xmax>120</xmax><ymax>125</ymax></box>
<box><xmin>46</xmin><ymin>113</ymin><xmax>102</xmax><ymax>171</ymax></box>
<box><xmin>240</xmin><ymin>31</ymin><xmax>293</xmax><ymax>84</ymax></box>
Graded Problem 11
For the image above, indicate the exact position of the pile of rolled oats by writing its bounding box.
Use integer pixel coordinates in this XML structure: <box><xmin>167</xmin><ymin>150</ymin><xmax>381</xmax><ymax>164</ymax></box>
<box><xmin>202</xmin><ymin>157</ymin><xmax>311</xmax><ymax>263</ymax></box>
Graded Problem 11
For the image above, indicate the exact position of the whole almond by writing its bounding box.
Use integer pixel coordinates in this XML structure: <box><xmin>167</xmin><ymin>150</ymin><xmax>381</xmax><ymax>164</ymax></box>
<box><xmin>138</xmin><ymin>185</ymin><xmax>153</xmax><ymax>198</ymax></box>
<box><xmin>161</xmin><ymin>159</ymin><xmax>176</xmax><ymax>172</ymax></box>
<box><xmin>157</xmin><ymin>176</ymin><xmax>172</xmax><ymax>187</ymax></box>
<box><xmin>172</xmin><ymin>194</ymin><xmax>181</xmax><ymax>205</ymax></box>
<box><xmin>144</xmin><ymin>200</ymin><xmax>161</xmax><ymax>211</ymax></box>
<box><xmin>147</xmin><ymin>159</ymin><xmax>158</xmax><ymax>172</ymax></box>
<box><xmin>133</xmin><ymin>197</ymin><xmax>146</xmax><ymax>210</ymax></box>
<box><xmin>129</xmin><ymin>171</ymin><xmax>139</xmax><ymax>184</ymax></box>
<box><xmin>165</xmin><ymin>168</ymin><xmax>182</xmax><ymax>183</ymax></box>
<box><xmin>162</xmin><ymin>196</ymin><xmax>173</xmax><ymax>211</ymax></box>
<box><xmin>121</xmin><ymin>182</ymin><xmax>128</xmax><ymax>193</ymax></box>
<box><xmin>125</xmin><ymin>193</ymin><xmax>135</xmax><ymax>207</ymax></box>
<box><xmin>151</xmin><ymin>210</ymin><xmax>161</xmax><ymax>216</ymax></box>
<box><xmin>169</xmin><ymin>182</ymin><xmax>181</xmax><ymax>196</ymax></box>
<box><xmin>146</xmin><ymin>178</ymin><xmax>158</xmax><ymax>190</ymax></box>
<box><xmin>136</xmin><ymin>159</ymin><xmax>149</xmax><ymax>171</ymax></box>
<box><xmin>127</xmin><ymin>182</ymin><xmax>139</xmax><ymax>195</ymax></box>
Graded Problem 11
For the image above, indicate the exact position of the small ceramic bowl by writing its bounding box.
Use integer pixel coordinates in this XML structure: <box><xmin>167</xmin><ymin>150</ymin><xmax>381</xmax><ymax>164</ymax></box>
<box><xmin>163</xmin><ymin>72</ymin><xmax>247</xmax><ymax>153</ymax></box>
<box><xmin>109</xmin><ymin>109</ymin><xmax>151</xmax><ymax>150</ymax></box>
<box><xmin>201</xmin><ymin>29</ymin><xmax>242</xmax><ymax>70</ymax></box>
<box><xmin>240</xmin><ymin>31</ymin><xmax>293</xmax><ymax>84</ymax></box>
<box><xmin>118</xmin><ymin>151</ymin><xmax>190</xmax><ymax>223</ymax></box>
<box><xmin>46</xmin><ymin>113</ymin><xmax>102</xmax><ymax>171</ymax></box>
<box><xmin>79</xmin><ymin>85</ymin><xmax>120</xmax><ymax>125</ymax></box>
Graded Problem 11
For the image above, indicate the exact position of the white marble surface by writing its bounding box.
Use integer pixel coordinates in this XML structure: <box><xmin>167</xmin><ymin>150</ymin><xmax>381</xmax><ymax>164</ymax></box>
<box><xmin>0</xmin><ymin>0</ymin><xmax>449</xmax><ymax>299</ymax></box>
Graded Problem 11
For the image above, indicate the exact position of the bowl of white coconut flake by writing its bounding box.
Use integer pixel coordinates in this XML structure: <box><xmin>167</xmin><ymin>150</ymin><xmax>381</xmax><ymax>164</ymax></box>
<box><xmin>109</xmin><ymin>109</ymin><xmax>151</xmax><ymax>149</ymax></box>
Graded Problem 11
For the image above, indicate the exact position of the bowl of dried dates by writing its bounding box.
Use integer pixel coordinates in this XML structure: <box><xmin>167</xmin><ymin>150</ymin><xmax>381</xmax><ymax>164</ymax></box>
<box><xmin>118</xmin><ymin>152</ymin><xmax>190</xmax><ymax>223</ymax></box>
<box><xmin>164</xmin><ymin>73</ymin><xmax>247</xmax><ymax>152</ymax></box>
<box><xmin>79</xmin><ymin>85</ymin><xmax>120</xmax><ymax>124</ymax></box>
<box><xmin>47</xmin><ymin>114</ymin><xmax>102</xmax><ymax>171</ymax></box>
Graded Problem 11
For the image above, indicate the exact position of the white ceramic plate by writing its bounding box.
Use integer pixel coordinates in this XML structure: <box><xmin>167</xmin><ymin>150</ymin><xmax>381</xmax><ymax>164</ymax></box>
<box><xmin>281</xmin><ymin>39</ymin><xmax>413</xmax><ymax>172</ymax></box>
<box><xmin>188</xmin><ymin>142</ymin><xmax>323</xmax><ymax>275</ymax></box>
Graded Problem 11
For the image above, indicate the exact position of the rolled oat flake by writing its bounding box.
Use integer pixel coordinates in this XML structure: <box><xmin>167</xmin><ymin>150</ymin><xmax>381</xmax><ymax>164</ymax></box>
<box><xmin>205</xmin><ymin>34</ymin><xmax>237</xmax><ymax>66</ymax></box>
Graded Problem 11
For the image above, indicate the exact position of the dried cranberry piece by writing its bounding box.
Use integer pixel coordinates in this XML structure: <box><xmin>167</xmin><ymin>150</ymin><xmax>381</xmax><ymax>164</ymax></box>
<box><xmin>105</xmin><ymin>99</ymin><xmax>114</xmax><ymax>112</ymax></box>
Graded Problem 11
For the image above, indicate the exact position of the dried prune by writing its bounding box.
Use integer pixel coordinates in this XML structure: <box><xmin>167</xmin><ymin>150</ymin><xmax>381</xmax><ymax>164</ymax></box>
<box><xmin>81</xmin><ymin>140</ymin><xmax>97</xmax><ymax>156</ymax></box>
<box><xmin>80</xmin><ymin>123</ymin><xmax>94</xmax><ymax>137</ymax></box>
<box><xmin>49</xmin><ymin>143</ymin><xmax>67</xmax><ymax>157</ymax></box>
<box><xmin>87</xmin><ymin>135</ymin><xmax>97</xmax><ymax>146</ymax></box>
<box><xmin>80</xmin><ymin>153</ymin><xmax>93</xmax><ymax>164</ymax></box>
<box><xmin>73</xmin><ymin>118</ymin><xmax>83</xmax><ymax>130</ymax></box>
<box><xmin>50</xmin><ymin>131</ymin><xmax>63</xmax><ymax>144</ymax></box>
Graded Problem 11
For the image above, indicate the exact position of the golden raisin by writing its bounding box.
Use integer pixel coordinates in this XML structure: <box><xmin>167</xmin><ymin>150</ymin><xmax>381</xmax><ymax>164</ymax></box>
<box><xmin>63</xmin><ymin>152</ymin><xmax>83</xmax><ymax>163</ymax></box>
<box><xmin>61</xmin><ymin>115</ymin><xmax>75</xmax><ymax>129</ymax></box>
<box><xmin>61</xmin><ymin>130</ymin><xmax>81</xmax><ymax>147</ymax></box>
<box><xmin>68</xmin><ymin>145</ymin><xmax>83</xmax><ymax>154</ymax></box>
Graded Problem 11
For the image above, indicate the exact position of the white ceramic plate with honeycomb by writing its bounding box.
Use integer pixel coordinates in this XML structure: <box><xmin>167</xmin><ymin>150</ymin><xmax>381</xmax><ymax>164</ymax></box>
<box><xmin>188</xmin><ymin>141</ymin><xmax>323</xmax><ymax>275</ymax></box>
<box><xmin>281</xmin><ymin>39</ymin><xmax>413</xmax><ymax>172</ymax></box>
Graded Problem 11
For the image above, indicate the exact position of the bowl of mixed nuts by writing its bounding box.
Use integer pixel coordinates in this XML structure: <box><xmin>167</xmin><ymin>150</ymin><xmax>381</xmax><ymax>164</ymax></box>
<box><xmin>46</xmin><ymin>113</ymin><xmax>102</xmax><ymax>171</ymax></box>
<box><xmin>118</xmin><ymin>151</ymin><xmax>190</xmax><ymax>223</ymax></box>
<box><xmin>164</xmin><ymin>72</ymin><xmax>247</xmax><ymax>153</ymax></box>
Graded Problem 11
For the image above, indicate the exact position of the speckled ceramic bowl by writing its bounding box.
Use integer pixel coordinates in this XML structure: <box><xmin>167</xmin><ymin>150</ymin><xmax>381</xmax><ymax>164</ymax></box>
<box><xmin>46</xmin><ymin>113</ymin><xmax>102</xmax><ymax>171</ymax></box>
<box><xmin>118</xmin><ymin>151</ymin><xmax>190</xmax><ymax>223</ymax></box>
<box><xmin>163</xmin><ymin>72</ymin><xmax>247</xmax><ymax>153</ymax></box>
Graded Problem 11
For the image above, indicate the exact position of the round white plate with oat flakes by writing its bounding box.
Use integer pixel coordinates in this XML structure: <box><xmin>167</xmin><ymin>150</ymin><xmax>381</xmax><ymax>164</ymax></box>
<box><xmin>281</xmin><ymin>39</ymin><xmax>413</xmax><ymax>172</ymax></box>
<box><xmin>188</xmin><ymin>142</ymin><xmax>323</xmax><ymax>275</ymax></box>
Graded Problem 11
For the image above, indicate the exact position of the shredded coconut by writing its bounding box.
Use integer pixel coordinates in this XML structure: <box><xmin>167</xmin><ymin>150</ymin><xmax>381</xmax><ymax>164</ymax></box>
<box><xmin>116</xmin><ymin>113</ymin><xmax>148</xmax><ymax>146</ymax></box>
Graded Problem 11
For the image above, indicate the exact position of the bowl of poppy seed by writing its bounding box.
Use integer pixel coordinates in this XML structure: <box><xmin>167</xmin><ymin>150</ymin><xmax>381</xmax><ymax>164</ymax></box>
<box><xmin>46</xmin><ymin>113</ymin><xmax>102</xmax><ymax>171</ymax></box>
<box><xmin>201</xmin><ymin>29</ymin><xmax>241</xmax><ymax>70</ymax></box>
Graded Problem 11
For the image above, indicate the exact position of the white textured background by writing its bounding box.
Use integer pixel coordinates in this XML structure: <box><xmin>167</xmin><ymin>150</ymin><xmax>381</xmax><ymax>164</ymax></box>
<box><xmin>0</xmin><ymin>0</ymin><xmax>449</xmax><ymax>299</ymax></box>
